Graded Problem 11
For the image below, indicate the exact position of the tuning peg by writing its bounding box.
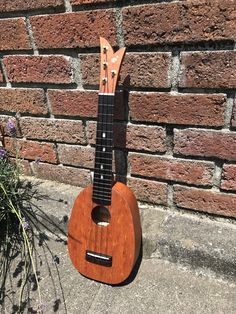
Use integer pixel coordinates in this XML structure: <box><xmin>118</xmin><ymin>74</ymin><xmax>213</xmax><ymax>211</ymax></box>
<box><xmin>103</xmin><ymin>46</ymin><xmax>108</xmax><ymax>53</ymax></box>
<box><xmin>103</xmin><ymin>62</ymin><xmax>108</xmax><ymax>69</ymax></box>
<box><xmin>102</xmin><ymin>77</ymin><xmax>108</xmax><ymax>85</ymax></box>
<box><xmin>111</xmin><ymin>70</ymin><xmax>116</xmax><ymax>78</ymax></box>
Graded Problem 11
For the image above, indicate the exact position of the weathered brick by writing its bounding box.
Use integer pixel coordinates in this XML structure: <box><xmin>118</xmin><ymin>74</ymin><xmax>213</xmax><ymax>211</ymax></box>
<box><xmin>122</xmin><ymin>1</ymin><xmax>236</xmax><ymax>46</ymax></box>
<box><xmin>71</xmin><ymin>0</ymin><xmax>116</xmax><ymax>4</ymax></box>
<box><xmin>48</xmin><ymin>89</ymin><xmax>125</xmax><ymax>120</ymax></box>
<box><xmin>174</xmin><ymin>185</ymin><xmax>236</xmax><ymax>218</ymax></box>
<box><xmin>174</xmin><ymin>129</ymin><xmax>236</xmax><ymax>161</ymax></box>
<box><xmin>0</xmin><ymin>0</ymin><xmax>64</xmax><ymax>12</ymax></box>
<box><xmin>128</xmin><ymin>177</ymin><xmax>167</xmax><ymax>205</ymax></box>
<box><xmin>32</xmin><ymin>162</ymin><xmax>91</xmax><ymax>187</ymax></box>
<box><xmin>20</xmin><ymin>118</ymin><xmax>85</xmax><ymax>144</ymax></box>
<box><xmin>0</xmin><ymin>88</ymin><xmax>47</xmax><ymax>115</ymax></box>
<box><xmin>130</xmin><ymin>92</ymin><xmax>226</xmax><ymax>126</ymax></box>
<box><xmin>129</xmin><ymin>153</ymin><xmax>214</xmax><ymax>186</ymax></box>
<box><xmin>80</xmin><ymin>52</ymin><xmax>171</xmax><ymax>88</ymax></box>
<box><xmin>5</xmin><ymin>138</ymin><xmax>57</xmax><ymax>163</ymax></box>
<box><xmin>3</xmin><ymin>55</ymin><xmax>73</xmax><ymax>84</ymax></box>
<box><xmin>58</xmin><ymin>144</ymin><xmax>94</xmax><ymax>168</ymax></box>
<box><xmin>0</xmin><ymin>70</ymin><xmax>3</xmax><ymax>82</ymax></box>
<box><xmin>30</xmin><ymin>10</ymin><xmax>117</xmax><ymax>49</ymax></box>
<box><xmin>10</xmin><ymin>158</ymin><xmax>32</xmax><ymax>176</ymax></box>
<box><xmin>0</xmin><ymin>18</ymin><xmax>30</xmax><ymax>50</ymax></box>
<box><xmin>87</xmin><ymin>122</ymin><xmax>166</xmax><ymax>153</ymax></box>
<box><xmin>221</xmin><ymin>164</ymin><xmax>236</xmax><ymax>191</ymax></box>
<box><xmin>180</xmin><ymin>51</ymin><xmax>236</xmax><ymax>89</ymax></box>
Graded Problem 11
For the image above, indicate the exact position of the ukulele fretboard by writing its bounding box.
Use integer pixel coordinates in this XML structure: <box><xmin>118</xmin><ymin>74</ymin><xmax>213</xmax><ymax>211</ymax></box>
<box><xmin>92</xmin><ymin>94</ymin><xmax>115</xmax><ymax>205</ymax></box>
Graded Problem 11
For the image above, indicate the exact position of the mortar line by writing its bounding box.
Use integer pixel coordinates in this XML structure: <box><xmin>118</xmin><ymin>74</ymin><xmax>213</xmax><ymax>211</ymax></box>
<box><xmin>45</xmin><ymin>89</ymin><xmax>54</xmax><ymax>119</ymax></box>
<box><xmin>115</xmin><ymin>7</ymin><xmax>125</xmax><ymax>48</ymax></box>
<box><xmin>25</xmin><ymin>16</ymin><xmax>39</xmax><ymax>56</ymax></box>
<box><xmin>223</xmin><ymin>95</ymin><xmax>234</xmax><ymax>129</ymax></box>
<box><xmin>170</xmin><ymin>50</ymin><xmax>181</xmax><ymax>93</ymax></box>
<box><xmin>0</xmin><ymin>59</ymin><xmax>11</xmax><ymax>88</ymax></box>
<box><xmin>64</xmin><ymin>0</ymin><xmax>72</xmax><ymax>12</ymax></box>
<box><xmin>167</xmin><ymin>184</ymin><xmax>174</xmax><ymax>209</ymax></box>
<box><xmin>212</xmin><ymin>161</ymin><xmax>223</xmax><ymax>191</ymax></box>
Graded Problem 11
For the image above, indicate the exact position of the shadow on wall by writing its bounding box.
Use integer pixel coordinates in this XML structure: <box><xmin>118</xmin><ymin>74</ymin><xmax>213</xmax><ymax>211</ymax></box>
<box><xmin>114</xmin><ymin>75</ymin><xmax>131</xmax><ymax>185</ymax></box>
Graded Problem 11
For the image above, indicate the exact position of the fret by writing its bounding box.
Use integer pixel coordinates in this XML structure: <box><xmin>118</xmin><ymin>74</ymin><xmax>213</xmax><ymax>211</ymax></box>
<box><xmin>95</xmin><ymin>137</ymin><xmax>113</xmax><ymax>141</ymax></box>
<box><xmin>98</xmin><ymin>121</ymin><xmax>114</xmax><ymax>125</ymax></box>
<box><xmin>93</xmin><ymin>181</ymin><xmax>112</xmax><ymax>186</ymax></box>
<box><xmin>93</xmin><ymin>178</ymin><xmax>112</xmax><ymax>186</ymax></box>
<box><xmin>92</xmin><ymin>193</ymin><xmax>111</xmax><ymax>200</ymax></box>
<box><xmin>94</xmin><ymin>173</ymin><xmax>112</xmax><ymax>178</ymax></box>
<box><xmin>94</xmin><ymin>167</ymin><xmax>112</xmax><ymax>173</ymax></box>
<box><xmin>92</xmin><ymin>198</ymin><xmax>111</xmax><ymax>204</ymax></box>
<box><xmin>97</xmin><ymin>129</ymin><xmax>113</xmax><ymax>133</ymax></box>
<box><xmin>93</xmin><ymin>186</ymin><xmax>112</xmax><ymax>191</ymax></box>
<box><xmin>93</xmin><ymin>192</ymin><xmax>111</xmax><ymax>198</ymax></box>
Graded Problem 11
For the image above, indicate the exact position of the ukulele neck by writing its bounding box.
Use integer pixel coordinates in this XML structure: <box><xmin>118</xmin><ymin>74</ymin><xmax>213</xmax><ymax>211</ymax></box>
<box><xmin>92</xmin><ymin>93</ymin><xmax>115</xmax><ymax>206</ymax></box>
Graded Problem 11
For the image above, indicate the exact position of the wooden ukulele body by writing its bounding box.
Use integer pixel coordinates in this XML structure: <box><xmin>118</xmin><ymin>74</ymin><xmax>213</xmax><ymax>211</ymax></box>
<box><xmin>68</xmin><ymin>181</ymin><xmax>141</xmax><ymax>285</ymax></box>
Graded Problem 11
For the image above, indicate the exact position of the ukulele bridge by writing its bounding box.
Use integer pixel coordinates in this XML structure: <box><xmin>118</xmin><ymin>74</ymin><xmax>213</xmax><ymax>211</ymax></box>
<box><xmin>86</xmin><ymin>250</ymin><xmax>112</xmax><ymax>267</ymax></box>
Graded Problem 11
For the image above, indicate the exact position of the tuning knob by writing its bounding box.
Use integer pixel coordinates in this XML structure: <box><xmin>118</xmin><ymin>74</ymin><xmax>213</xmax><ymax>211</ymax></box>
<box><xmin>111</xmin><ymin>70</ymin><xmax>116</xmax><ymax>78</ymax></box>
<box><xmin>102</xmin><ymin>77</ymin><xmax>108</xmax><ymax>85</ymax></box>
<box><xmin>103</xmin><ymin>62</ymin><xmax>108</xmax><ymax>69</ymax></box>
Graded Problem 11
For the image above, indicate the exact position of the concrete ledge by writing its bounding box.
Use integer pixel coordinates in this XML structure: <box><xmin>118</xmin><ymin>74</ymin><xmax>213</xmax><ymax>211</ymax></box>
<box><xmin>27</xmin><ymin>177</ymin><xmax>236</xmax><ymax>281</ymax></box>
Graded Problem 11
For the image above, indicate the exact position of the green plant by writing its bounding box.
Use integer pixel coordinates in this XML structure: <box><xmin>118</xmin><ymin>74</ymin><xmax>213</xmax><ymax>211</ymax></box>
<box><xmin>0</xmin><ymin>121</ymin><xmax>43</xmax><ymax>313</ymax></box>
<box><xmin>0</xmin><ymin>120</ymin><xmax>68</xmax><ymax>313</ymax></box>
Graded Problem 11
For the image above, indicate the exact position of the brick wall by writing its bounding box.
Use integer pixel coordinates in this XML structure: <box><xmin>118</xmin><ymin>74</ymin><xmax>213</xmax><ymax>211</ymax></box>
<box><xmin>0</xmin><ymin>0</ymin><xmax>236</xmax><ymax>219</ymax></box>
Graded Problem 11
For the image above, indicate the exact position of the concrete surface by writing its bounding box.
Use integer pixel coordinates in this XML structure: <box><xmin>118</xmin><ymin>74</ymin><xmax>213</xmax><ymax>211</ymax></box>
<box><xmin>26</xmin><ymin>177</ymin><xmax>236</xmax><ymax>281</ymax></box>
<box><xmin>2</xmin><ymin>177</ymin><xmax>236</xmax><ymax>313</ymax></box>
<box><xmin>1</xmin><ymin>237</ymin><xmax>236</xmax><ymax>314</ymax></box>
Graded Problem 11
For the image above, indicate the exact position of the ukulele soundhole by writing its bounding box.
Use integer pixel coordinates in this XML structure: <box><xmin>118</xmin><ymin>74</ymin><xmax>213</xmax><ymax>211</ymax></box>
<box><xmin>91</xmin><ymin>206</ymin><xmax>111</xmax><ymax>226</ymax></box>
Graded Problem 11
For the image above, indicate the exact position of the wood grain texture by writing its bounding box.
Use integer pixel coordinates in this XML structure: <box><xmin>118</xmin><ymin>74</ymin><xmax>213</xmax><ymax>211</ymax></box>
<box><xmin>68</xmin><ymin>181</ymin><xmax>142</xmax><ymax>284</ymax></box>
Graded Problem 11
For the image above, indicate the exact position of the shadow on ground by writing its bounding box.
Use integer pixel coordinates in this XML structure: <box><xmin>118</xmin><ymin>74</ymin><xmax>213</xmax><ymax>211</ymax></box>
<box><xmin>0</xmin><ymin>179</ymin><xmax>68</xmax><ymax>313</ymax></box>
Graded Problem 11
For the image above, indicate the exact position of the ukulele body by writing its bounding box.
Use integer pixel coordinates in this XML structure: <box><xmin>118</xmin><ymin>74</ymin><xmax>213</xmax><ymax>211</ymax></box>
<box><xmin>68</xmin><ymin>181</ymin><xmax>141</xmax><ymax>285</ymax></box>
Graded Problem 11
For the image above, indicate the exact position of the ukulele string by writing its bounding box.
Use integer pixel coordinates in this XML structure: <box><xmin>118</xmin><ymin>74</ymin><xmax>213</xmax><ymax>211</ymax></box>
<box><xmin>103</xmin><ymin>50</ymin><xmax>109</xmax><ymax>257</ymax></box>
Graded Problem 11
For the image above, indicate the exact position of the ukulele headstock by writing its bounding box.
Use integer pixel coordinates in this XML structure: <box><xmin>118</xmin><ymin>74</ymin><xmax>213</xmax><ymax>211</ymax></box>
<box><xmin>99</xmin><ymin>37</ymin><xmax>126</xmax><ymax>94</ymax></box>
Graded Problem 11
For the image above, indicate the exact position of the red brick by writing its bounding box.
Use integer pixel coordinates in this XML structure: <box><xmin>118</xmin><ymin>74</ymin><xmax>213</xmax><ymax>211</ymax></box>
<box><xmin>129</xmin><ymin>153</ymin><xmax>214</xmax><ymax>186</ymax></box>
<box><xmin>20</xmin><ymin>118</ymin><xmax>85</xmax><ymax>144</ymax></box>
<box><xmin>48</xmin><ymin>89</ymin><xmax>125</xmax><ymax>120</ymax></box>
<box><xmin>174</xmin><ymin>185</ymin><xmax>236</xmax><ymax>218</ymax></box>
<box><xmin>10</xmin><ymin>158</ymin><xmax>32</xmax><ymax>176</ymax></box>
<box><xmin>180</xmin><ymin>51</ymin><xmax>236</xmax><ymax>89</ymax></box>
<box><xmin>0</xmin><ymin>88</ymin><xmax>47</xmax><ymax>115</ymax></box>
<box><xmin>32</xmin><ymin>162</ymin><xmax>91</xmax><ymax>187</ymax></box>
<box><xmin>58</xmin><ymin>144</ymin><xmax>94</xmax><ymax>168</ymax></box>
<box><xmin>30</xmin><ymin>10</ymin><xmax>117</xmax><ymax>49</ymax></box>
<box><xmin>3</xmin><ymin>55</ymin><xmax>73</xmax><ymax>84</ymax></box>
<box><xmin>174</xmin><ymin>129</ymin><xmax>236</xmax><ymax>161</ymax></box>
<box><xmin>81</xmin><ymin>52</ymin><xmax>171</xmax><ymax>88</ymax></box>
<box><xmin>130</xmin><ymin>92</ymin><xmax>226</xmax><ymax>126</ymax></box>
<box><xmin>0</xmin><ymin>18</ymin><xmax>30</xmax><ymax>50</ymax></box>
<box><xmin>0</xmin><ymin>0</ymin><xmax>64</xmax><ymax>12</ymax></box>
<box><xmin>88</xmin><ymin>122</ymin><xmax>166</xmax><ymax>153</ymax></box>
<box><xmin>221</xmin><ymin>164</ymin><xmax>236</xmax><ymax>191</ymax></box>
<box><xmin>71</xmin><ymin>0</ymin><xmax>116</xmax><ymax>4</ymax></box>
<box><xmin>128</xmin><ymin>177</ymin><xmax>167</xmax><ymax>205</ymax></box>
<box><xmin>5</xmin><ymin>138</ymin><xmax>57</xmax><ymax>163</ymax></box>
<box><xmin>122</xmin><ymin>1</ymin><xmax>236</xmax><ymax>46</ymax></box>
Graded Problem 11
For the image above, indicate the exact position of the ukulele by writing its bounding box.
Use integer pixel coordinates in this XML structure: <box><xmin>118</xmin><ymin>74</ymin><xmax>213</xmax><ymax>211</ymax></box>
<box><xmin>68</xmin><ymin>37</ymin><xmax>141</xmax><ymax>285</ymax></box>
